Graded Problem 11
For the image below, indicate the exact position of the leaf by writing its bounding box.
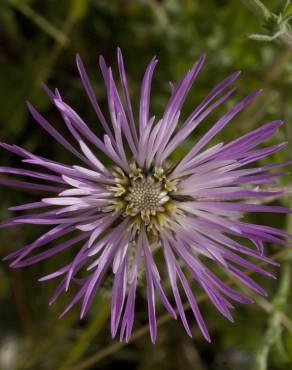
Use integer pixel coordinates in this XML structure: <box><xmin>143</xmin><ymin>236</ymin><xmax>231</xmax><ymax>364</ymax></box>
<box><xmin>283</xmin><ymin>3</ymin><xmax>292</xmax><ymax>19</ymax></box>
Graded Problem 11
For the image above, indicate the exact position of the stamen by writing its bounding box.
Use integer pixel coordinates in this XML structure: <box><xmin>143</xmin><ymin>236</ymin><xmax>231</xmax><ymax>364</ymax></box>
<box><xmin>109</xmin><ymin>164</ymin><xmax>178</xmax><ymax>230</ymax></box>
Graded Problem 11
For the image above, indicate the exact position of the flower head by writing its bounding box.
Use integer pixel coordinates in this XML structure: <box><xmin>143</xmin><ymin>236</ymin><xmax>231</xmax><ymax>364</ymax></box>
<box><xmin>0</xmin><ymin>49</ymin><xmax>291</xmax><ymax>343</ymax></box>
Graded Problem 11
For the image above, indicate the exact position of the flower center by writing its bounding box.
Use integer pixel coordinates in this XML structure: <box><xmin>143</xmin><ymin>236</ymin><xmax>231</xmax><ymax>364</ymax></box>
<box><xmin>109</xmin><ymin>163</ymin><xmax>178</xmax><ymax>231</ymax></box>
<box><xmin>125</xmin><ymin>177</ymin><xmax>169</xmax><ymax>223</ymax></box>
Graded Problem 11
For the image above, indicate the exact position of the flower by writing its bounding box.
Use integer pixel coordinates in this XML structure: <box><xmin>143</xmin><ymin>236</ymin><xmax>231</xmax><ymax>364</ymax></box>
<box><xmin>0</xmin><ymin>49</ymin><xmax>291</xmax><ymax>343</ymax></box>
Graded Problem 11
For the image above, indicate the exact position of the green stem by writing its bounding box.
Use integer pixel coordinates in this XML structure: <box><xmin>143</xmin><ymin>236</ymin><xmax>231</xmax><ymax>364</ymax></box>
<box><xmin>240</xmin><ymin>0</ymin><xmax>271</xmax><ymax>20</ymax></box>
<box><xmin>8</xmin><ymin>0</ymin><xmax>68</xmax><ymax>45</ymax></box>
<box><xmin>253</xmin><ymin>155</ymin><xmax>292</xmax><ymax>370</ymax></box>
<box><xmin>57</xmin><ymin>297</ymin><xmax>110</xmax><ymax>370</ymax></box>
<box><xmin>253</xmin><ymin>263</ymin><xmax>290</xmax><ymax>370</ymax></box>
<box><xmin>68</xmin><ymin>297</ymin><xmax>203</xmax><ymax>370</ymax></box>
<box><xmin>241</xmin><ymin>0</ymin><xmax>292</xmax><ymax>48</ymax></box>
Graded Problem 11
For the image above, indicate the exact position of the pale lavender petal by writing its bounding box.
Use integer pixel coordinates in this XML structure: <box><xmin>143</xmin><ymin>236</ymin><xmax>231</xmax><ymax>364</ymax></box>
<box><xmin>76</xmin><ymin>54</ymin><xmax>114</xmax><ymax>139</ymax></box>
<box><xmin>139</xmin><ymin>57</ymin><xmax>158</xmax><ymax>132</ymax></box>
<box><xmin>117</xmin><ymin>48</ymin><xmax>139</xmax><ymax>144</ymax></box>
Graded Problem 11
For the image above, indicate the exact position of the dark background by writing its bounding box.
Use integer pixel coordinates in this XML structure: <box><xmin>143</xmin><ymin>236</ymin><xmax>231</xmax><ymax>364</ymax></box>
<box><xmin>0</xmin><ymin>1</ymin><xmax>292</xmax><ymax>369</ymax></box>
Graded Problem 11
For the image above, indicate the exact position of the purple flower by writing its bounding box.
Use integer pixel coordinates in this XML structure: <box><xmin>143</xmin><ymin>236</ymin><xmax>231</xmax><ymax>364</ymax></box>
<box><xmin>0</xmin><ymin>49</ymin><xmax>291</xmax><ymax>343</ymax></box>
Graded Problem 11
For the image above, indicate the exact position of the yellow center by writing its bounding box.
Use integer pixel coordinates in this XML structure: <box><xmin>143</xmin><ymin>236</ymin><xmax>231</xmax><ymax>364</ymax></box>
<box><xmin>125</xmin><ymin>177</ymin><xmax>169</xmax><ymax>223</ymax></box>
<box><xmin>109</xmin><ymin>164</ymin><xmax>179</xmax><ymax>232</ymax></box>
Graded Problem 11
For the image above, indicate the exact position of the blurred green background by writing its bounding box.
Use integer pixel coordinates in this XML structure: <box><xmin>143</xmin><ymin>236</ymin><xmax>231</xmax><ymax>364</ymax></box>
<box><xmin>0</xmin><ymin>0</ymin><xmax>292</xmax><ymax>369</ymax></box>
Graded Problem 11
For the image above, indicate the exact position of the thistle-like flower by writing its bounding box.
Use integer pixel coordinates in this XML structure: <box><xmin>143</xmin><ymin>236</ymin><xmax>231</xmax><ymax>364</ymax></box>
<box><xmin>0</xmin><ymin>50</ymin><xmax>291</xmax><ymax>343</ymax></box>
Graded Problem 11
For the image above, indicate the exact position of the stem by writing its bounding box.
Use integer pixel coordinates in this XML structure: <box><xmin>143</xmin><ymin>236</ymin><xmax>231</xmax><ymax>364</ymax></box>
<box><xmin>8</xmin><ymin>0</ymin><xmax>68</xmax><ymax>45</ymax></box>
<box><xmin>240</xmin><ymin>0</ymin><xmax>271</xmax><ymax>20</ymax></box>
<box><xmin>253</xmin><ymin>142</ymin><xmax>292</xmax><ymax>370</ymax></box>
<box><xmin>253</xmin><ymin>263</ymin><xmax>291</xmax><ymax>370</ymax></box>
<box><xmin>57</xmin><ymin>296</ymin><xmax>110</xmax><ymax>370</ymax></box>
<box><xmin>241</xmin><ymin>0</ymin><xmax>292</xmax><ymax>48</ymax></box>
<box><xmin>68</xmin><ymin>297</ymin><xmax>204</xmax><ymax>370</ymax></box>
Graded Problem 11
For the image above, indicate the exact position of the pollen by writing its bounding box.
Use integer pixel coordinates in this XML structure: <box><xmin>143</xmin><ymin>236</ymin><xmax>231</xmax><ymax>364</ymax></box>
<box><xmin>109</xmin><ymin>164</ymin><xmax>178</xmax><ymax>228</ymax></box>
<box><xmin>125</xmin><ymin>177</ymin><xmax>169</xmax><ymax>223</ymax></box>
